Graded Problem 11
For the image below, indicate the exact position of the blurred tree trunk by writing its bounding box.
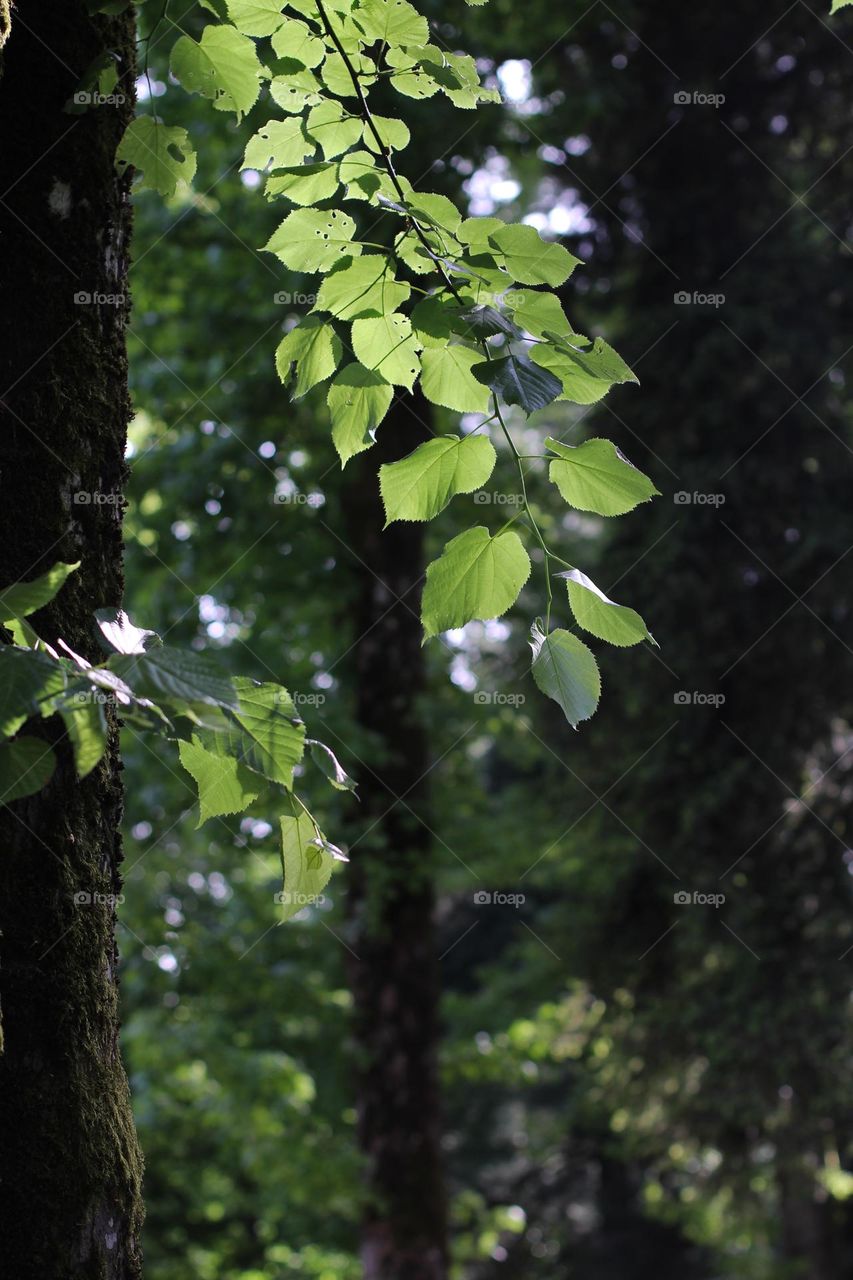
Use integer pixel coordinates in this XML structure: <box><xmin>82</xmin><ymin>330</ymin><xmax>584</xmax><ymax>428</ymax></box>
<box><xmin>342</xmin><ymin>392</ymin><xmax>448</xmax><ymax>1280</ymax></box>
<box><xmin>0</xmin><ymin>4</ymin><xmax>143</xmax><ymax>1276</ymax></box>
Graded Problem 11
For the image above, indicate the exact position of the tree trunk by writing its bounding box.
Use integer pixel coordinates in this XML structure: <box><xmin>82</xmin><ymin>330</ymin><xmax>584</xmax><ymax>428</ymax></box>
<box><xmin>0</xmin><ymin>4</ymin><xmax>143</xmax><ymax>1276</ymax></box>
<box><xmin>342</xmin><ymin>392</ymin><xmax>448</xmax><ymax>1280</ymax></box>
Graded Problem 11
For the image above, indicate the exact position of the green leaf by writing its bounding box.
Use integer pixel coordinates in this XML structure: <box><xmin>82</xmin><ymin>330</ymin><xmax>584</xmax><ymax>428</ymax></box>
<box><xmin>307</xmin><ymin>739</ymin><xmax>357</xmax><ymax>792</ymax></box>
<box><xmin>364</xmin><ymin>114</ymin><xmax>411</xmax><ymax>154</ymax></box>
<box><xmin>530</xmin><ymin>344</ymin><xmax>612</xmax><ymax>405</ymax></box>
<box><xmin>410</xmin><ymin>296</ymin><xmax>455</xmax><ymax>347</ymax></box>
<box><xmin>60</xmin><ymin>694</ymin><xmax>107</xmax><ymax>779</ymax></box>
<box><xmin>0</xmin><ymin>561</ymin><xmax>79</xmax><ymax>622</ymax></box>
<box><xmin>338</xmin><ymin>149</ymin><xmax>384</xmax><ymax>199</ymax></box>
<box><xmin>212</xmin><ymin>678</ymin><xmax>306</xmax><ymax>788</ymax></box>
<box><xmin>314</xmin><ymin>255</ymin><xmax>410</xmax><ymax>320</ymax></box>
<box><xmin>226</xmin><ymin>0</ymin><xmax>287</xmax><ymax>35</ymax></box>
<box><xmin>472</xmin><ymin>352</ymin><xmax>562</xmax><ymax>413</ymax></box>
<box><xmin>353</xmin><ymin>0</ymin><xmax>428</xmax><ymax>47</ymax></box>
<box><xmin>458</xmin><ymin>216</ymin><xmax>504</xmax><ymax>250</ymax></box>
<box><xmin>488</xmin><ymin>224</ymin><xmax>580</xmax><ymax>287</ymax></box>
<box><xmin>116</xmin><ymin>118</ymin><xmax>197</xmax><ymax>197</ymax></box>
<box><xmin>305</xmin><ymin>100</ymin><xmax>363</xmax><ymax>158</ymax></box>
<box><xmin>831</xmin><ymin>0</ymin><xmax>852</xmax><ymax>11</ymax></box>
<box><xmin>243</xmin><ymin>117</ymin><xmax>313</xmax><ymax>171</ymax></box>
<box><xmin>264</xmin><ymin>208</ymin><xmax>359</xmax><ymax>273</ymax></box>
<box><xmin>544</xmin><ymin>330</ymin><xmax>638</xmax><ymax>387</ymax></box>
<box><xmin>320</xmin><ymin>48</ymin><xmax>375</xmax><ymax>97</ymax></box>
<box><xmin>279</xmin><ymin>808</ymin><xmax>335</xmax><ymax>922</ymax></box>
<box><xmin>450</xmin><ymin>303</ymin><xmax>521</xmax><ymax>340</ymax></box>
<box><xmin>351</xmin><ymin>313</ymin><xmax>421</xmax><ymax>389</ymax></box>
<box><xmin>0</xmin><ymin>736</ymin><xmax>57</xmax><ymax>804</ymax></box>
<box><xmin>505</xmin><ymin>288</ymin><xmax>578</xmax><ymax>339</ymax></box>
<box><xmin>269</xmin><ymin>69</ymin><xmax>324</xmax><ymax>112</ymax></box>
<box><xmin>529</xmin><ymin>620</ymin><xmax>600</xmax><ymax>728</ymax></box>
<box><xmin>276</xmin><ymin>315</ymin><xmax>343</xmax><ymax>397</ymax></box>
<box><xmin>266</xmin><ymin>162</ymin><xmax>340</xmax><ymax>205</ymax></box>
<box><xmin>559</xmin><ymin>569</ymin><xmax>654</xmax><ymax>647</ymax></box>
<box><xmin>178</xmin><ymin>734</ymin><xmax>261</xmax><ymax>826</ymax></box>
<box><xmin>547</xmin><ymin>437</ymin><xmax>659</xmax><ymax>516</ymax></box>
<box><xmin>421</xmin><ymin>527</ymin><xmax>530</xmax><ymax>638</ymax></box>
<box><xmin>170</xmin><ymin>25</ymin><xmax>262</xmax><ymax>119</ymax></box>
<box><xmin>109</xmin><ymin>647</ymin><xmax>239</xmax><ymax>714</ymax></box>
<box><xmin>327</xmin><ymin>364</ymin><xmax>394</xmax><ymax>465</ymax></box>
<box><xmin>420</xmin><ymin>345</ymin><xmax>491</xmax><ymax>413</ymax></box>
<box><xmin>270</xmin><ymin>15</ymin><xmax>325</xmax><ymax>62</ymax></box>
<box><xmin>380</xmin><ymin>434</ymin><xmax>496</xmax><ymax>524</ymax></box>
<box><xmin>406</xmin><ymin>192</ymin><xmax>462</xmax><ymax>235</ymax></box>
<box><xmin>0</xmin><ymin>648</ymin><xmax>67</xmax><ymax>738</ymax></box>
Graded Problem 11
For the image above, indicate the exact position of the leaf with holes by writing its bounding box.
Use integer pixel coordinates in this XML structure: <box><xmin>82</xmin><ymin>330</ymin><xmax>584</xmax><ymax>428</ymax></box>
<box><xmin>328</xmin><ymin>364</ymin><xmax>394</xmax><ymax>465</ymax></box>
<box><xmin>559</xmin><ymin>569</ymin><xmax>655</xmax><ymax>647</ymax></box>
<box><xmin>270</xmin><ymin>68</ymin><xmax>324</xmax><ymax>113</ymax></box>
<box><xmin>264</xmin><ymin>208</ymin><xmax>359</xmax><ymax>273</ymax></box>
<box><xmin>547</xmin><ymin>437</ymin><xmax>659</xmax><ymax>516</ymax></box>
<box><xmin>422</xmin><ymin>527</ymin><xmax>530</xmax><ymax>638</ymax></box>
<box><xmin>380</xmin><ymin>434</ymin><xmax>496</xmax><ymax>525</ymax></box>
<box><xmin>116</xmin><ymin>118</ymin><xmax>197</xmax><ymax>197</ymax></box>
<box><xmin>243</xmin><ymin>117</ymin><xmax>313</xmax><ymax>171</ymax></box>
<box><xmin>351</xmin><ymin>313</ymin><xmax>421</xmax><ymax>389</ymax></box>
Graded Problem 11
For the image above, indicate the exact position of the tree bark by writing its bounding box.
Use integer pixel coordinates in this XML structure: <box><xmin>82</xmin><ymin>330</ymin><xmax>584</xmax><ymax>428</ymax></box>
<box><xmin>0</xmin><ymin>4</ymin><xmax>143</xmax><ymax>1276</ymax></box>
<box><xmin>342</xmin><ymin>392</ymin><xmax>448</xmax><ymax>1280</ymax></box>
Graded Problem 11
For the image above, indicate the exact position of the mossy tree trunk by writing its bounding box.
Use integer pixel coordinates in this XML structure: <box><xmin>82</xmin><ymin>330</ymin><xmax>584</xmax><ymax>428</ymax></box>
<box><xmin>0</xmin><ymin>4</ymin><xmax>144</xmax><ymax>1276</ymax></box>
<box><xmin>343</xmin><ymin>393</ymin><xmax>448</xmax><ymax>1280</ymax></box>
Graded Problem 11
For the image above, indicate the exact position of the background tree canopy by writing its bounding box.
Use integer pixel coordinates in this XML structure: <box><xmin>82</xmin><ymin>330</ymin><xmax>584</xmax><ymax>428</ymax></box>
<box><xmin>3</xmin><ymin>0</ymin><xmax>850</xmax><ymax>1276</ymax></box>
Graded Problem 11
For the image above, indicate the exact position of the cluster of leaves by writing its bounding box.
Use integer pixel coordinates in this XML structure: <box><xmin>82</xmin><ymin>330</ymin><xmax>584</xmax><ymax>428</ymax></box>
<box><xmin>0</xmin><ymin>563</ymin><xmax>351</xmax><ymax>919</ymax></box>
<box><xmin>114</xmin><ymin>0</ymin><xmax>660</xmax><ymax>728</ymax></box>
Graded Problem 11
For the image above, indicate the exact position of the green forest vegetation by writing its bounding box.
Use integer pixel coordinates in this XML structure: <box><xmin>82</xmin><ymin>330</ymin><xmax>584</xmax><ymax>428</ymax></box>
<box><xmin>1</xmin><ymin>0</ymin><xmax>852</xmax><ymax>1277</ymax></box>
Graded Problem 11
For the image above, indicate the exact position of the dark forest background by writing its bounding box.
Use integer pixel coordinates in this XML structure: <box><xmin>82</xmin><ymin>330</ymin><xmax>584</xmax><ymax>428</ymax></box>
<box><xmin>119</xmin><ymin>2</ymin><xmax>853</xmax><ymax>1276</ymax></box>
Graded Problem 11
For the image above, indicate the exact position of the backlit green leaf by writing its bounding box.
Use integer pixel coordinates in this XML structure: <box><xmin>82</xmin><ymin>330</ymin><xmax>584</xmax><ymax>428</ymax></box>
<box><xmin>170</xmin><ymin>24</ymin><xmax>262</xmax><ymax>119</ymax></box>
<box><xmin>116</xmin><ymin>118</ymin><xmax>197</xmax><ymax>197</ymax></box>
<box><xmin>314</xmin><ymin>255</ymin><xmax>410</xmax><ymax>319</ymax></box>
<box><xmin>276</xmin><ymin>315</ymin><xmax>343</xmax><ymax>396</ymax></box>
<box><xmin>529</xmin><ymin>620</ymin><xmax>600</xmax><ymax>728</ymax></box>
<box><xmin>328</xmin><ymin>364</ymin><xmax>394</xmax><ymax>465</ymax></box>
<box><xmin>264</xmin><ymin>208</ymin><xmax>359</xmax><ymax>272</ymax></box>
<box><xmin>0</xmin><ymin>736</ymin><xmax>57</xmax><ymax>804</ymax></box>
<box><xmin>380</xmin><ymin>434</ymin><xmax>496</xmax><ymax>524</ymax></box>
<box><xmin>547</xmin><ymin>437</ymin><xmax>659</xmax><ymax>516</ymax></box>
<box><xmin>472</xmin><ymin>352</ymin><xmax>562</xmax><ymax>413</ymax></box>
<box><xmin>351</xmin><ymin>313</ymin><xmax>421</xmax><ymax>389</ymax></box>
<box><xmin>422</xmin><ymin>527</ymin><xmax>530</xmax><ymax>637</ymax></box>
<box><xmin>305</xmin><ymin>100</ymin><xmax>364</xmax><ymax>157</ymax></box>
<box><xmin>242</xmin><ymin>117</ymin><xmax>313</xmax><ymax>170</ymax></box>
<box><xmin>488</xmin><ymin>223</ymin><xmax>580</xmax><ymax>287</ymax></box>
<box><xmin>353</xmin><ymin>0</ymin><xmax>428</xmax><ymax>47</ymax></box>
<box><xmin>279</xmin><ymin>807</ymin><xmax>335</xmax><ymax>921</ymax></box>
<box><xmin>226</xmin><ymin>0</ymin><xmax>287</xmax><ymax>35</ymax></box>
<box><xmin>179</xmin><ymin>734</ymin><xmax>261</xmax><ymax>826</ymax></box>
<box><xmin>560</xmin><ymin>569</ymin><xmax>654</xmax><ymax>647</ymax></box>
<box><xmin>0</xmin><ymin>561</ymin><xmax>79</xmax><ymax>622</ymax></box>
<box><xmin>61</xmin><ymin>695</ymin><xmax>108</xmax><ymax>779</ymax></box>
<box><xmin>420</xmin><ymin>345</ymin><xmax>491</xmax><ymax>413</ymax></box>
